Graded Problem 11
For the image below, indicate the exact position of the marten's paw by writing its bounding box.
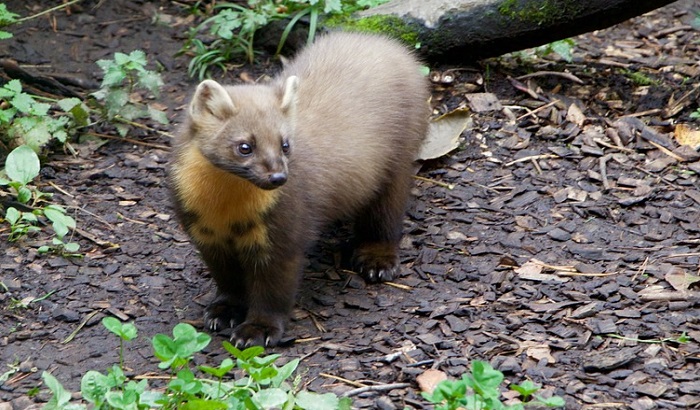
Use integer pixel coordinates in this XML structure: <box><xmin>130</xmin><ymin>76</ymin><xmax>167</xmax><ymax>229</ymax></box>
<box><xmin>353</xmin><ymin>243</ymin><xmax>399</xmax><ymax>283</ymax></box>
<box><xmin>231</xmin><ymin>321</ymin><xmax>283</xmax><ymax>348</ymax></box>
<box><xmin>204</xmin><ymin>296</ymin><xmax>246</xmax><ymax>331</ymax></box>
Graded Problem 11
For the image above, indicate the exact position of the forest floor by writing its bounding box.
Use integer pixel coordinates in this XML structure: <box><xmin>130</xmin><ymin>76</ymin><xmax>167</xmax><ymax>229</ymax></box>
<box><xmin>1</xmin><ymin>0</ymin><xmax>700</xmax><ymax>409</ymax></box>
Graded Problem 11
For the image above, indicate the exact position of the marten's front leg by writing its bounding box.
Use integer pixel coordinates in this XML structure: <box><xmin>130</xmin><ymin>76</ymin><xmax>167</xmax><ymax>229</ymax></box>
<box><xmin>199</xmin><ymin>247</ymin><xmax>248</xmax><ymax>331</ymax></box>
<box><xmin>231</xmin><ymin>253</ymin><xmax>302</xmax><ymax>347</ymax></box>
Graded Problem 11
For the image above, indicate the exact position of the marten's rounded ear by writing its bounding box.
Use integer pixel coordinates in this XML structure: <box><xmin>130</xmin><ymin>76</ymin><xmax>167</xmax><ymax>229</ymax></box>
<box><xmin>280</xmin><ymin>76</ymin><xmax>299</xmax><ymax>113</ymax></box>
<box><xmin>190</xmin><ymin>80</ymin><xmax>237</xmax><ymax>120</ymax></box>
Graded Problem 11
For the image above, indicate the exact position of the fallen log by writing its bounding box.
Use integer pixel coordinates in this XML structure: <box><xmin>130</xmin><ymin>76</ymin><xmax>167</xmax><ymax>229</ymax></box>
<box><xmin>339</xmin><ymin>0</ymin><xmax>679</xmax><ymax>63</ymax></box>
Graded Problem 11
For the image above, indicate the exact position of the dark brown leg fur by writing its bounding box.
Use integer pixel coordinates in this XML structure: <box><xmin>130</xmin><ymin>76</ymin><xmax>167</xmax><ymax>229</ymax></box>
<box><xmin>200</xmin><ymin>243</ymin><xmax>302</xmax><ymax>348</ymax></box>
<box><xmin>231</xmin><ymin>253</ymin><xmax>302</xmax><ymax>347</ymax></box>
<box><xmin>352</xmin><ymin>175</ymin><xmax>412</xmax><ymax>283</ymax></box>
<box><xmin>199</xmin><ymin>247</ymin><xmax>248</xmax><ymax>331</ymax></box>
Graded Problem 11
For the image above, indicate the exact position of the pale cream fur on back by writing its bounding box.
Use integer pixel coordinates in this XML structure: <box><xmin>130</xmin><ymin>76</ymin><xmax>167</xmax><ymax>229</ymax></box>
<box><xmin>277</xmin><ymin>32</ymin><xmax>429</xmax><ymax>221</ymax></box>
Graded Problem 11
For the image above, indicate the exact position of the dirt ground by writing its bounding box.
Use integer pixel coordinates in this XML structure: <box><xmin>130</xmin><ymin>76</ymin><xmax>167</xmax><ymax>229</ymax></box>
<box><xmin>2</xmin><ymin>0</ymin><xmax>700</xmax><ymax>409</ymax></box>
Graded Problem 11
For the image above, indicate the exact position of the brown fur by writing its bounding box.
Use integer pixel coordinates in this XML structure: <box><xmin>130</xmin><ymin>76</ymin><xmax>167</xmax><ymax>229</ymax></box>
<box><xmin>169</xmin><ymin>32</ymin><xmax>429</xmax><ymax>347</ymax></box>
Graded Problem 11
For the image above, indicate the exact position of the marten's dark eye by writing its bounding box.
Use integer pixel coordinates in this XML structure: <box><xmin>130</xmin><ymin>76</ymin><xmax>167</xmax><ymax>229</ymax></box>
<box><xmin>238</xmin><ymin>143</ymin><xmax>253</xmax><ymax>156</ymax></box>
<box><xmin>281</xmin><ymin>140</ymin><xmax>290</xmax><ymax>155</ymax></box>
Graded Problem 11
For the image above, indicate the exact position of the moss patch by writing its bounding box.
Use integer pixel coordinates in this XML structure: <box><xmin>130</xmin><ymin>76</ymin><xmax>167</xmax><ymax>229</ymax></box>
<box><xmin>325</xmin><ymin>14</ymin><xmax>420</xmax><ymax>45</ymax></box>
<box><xmin>498</xmin><ymin>0</ymin><xmax>583</xmax><ymax>26</ymax></box>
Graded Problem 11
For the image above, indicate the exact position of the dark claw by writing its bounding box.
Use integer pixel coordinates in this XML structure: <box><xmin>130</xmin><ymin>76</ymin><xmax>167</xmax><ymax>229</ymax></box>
<box><xmin>357</xmin><ymin>263</ymin><xmax>398</xmax><ymax>283</ymax></box>
<box><xmin>204</xmin><ymin>297</ymin><xmax>246</xmax><ymax>332</ymax></box>
<box><xmin>352</xmin><ymin>245</ymin><xmax>399</xmax><ymax>283</ymax></box>
<box><xmin>231</xmin><ymin>321</ymin><xmax>283</xmax><ymax>348</ymax></box>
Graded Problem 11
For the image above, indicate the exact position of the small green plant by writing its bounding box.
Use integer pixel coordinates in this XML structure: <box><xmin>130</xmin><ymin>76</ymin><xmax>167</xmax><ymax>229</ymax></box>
<box><xmin>690</xmin><ymin>108</ymin><xmax>700</xmax><ymax>120</ymax></box>
<box><xmin>0</xmin><ymin>145</ymin><xmax>79</xmax><ymax>253</ymax></box>
<box><xmin>620</xmin><ymin>69</ymin><xmax>659</xmax><ymax>86</ymax></box>
<box><xmin>0</xmin><ymin>3</ymin><xmax>19</xmax><ymax>39</ymax></box>
<box><xmin>0</xmin><ymin>79</ymin><xmax>88</xmax><ymax>152</ymax></box>
<box><xmin>535</xmin><ymin>38</ymin><xmax>575</xmax><ymax>63</ymax></box>
<box><xmin>101</xmin><ymin>317</ymin><xmax>138</xmax><ymax>369</ymax></box>
<box><xmin>91</xmin><ymin>50</ymin><xmax>168</xmax><ymax>136</ymax></box>
<box><xmin>182</xmin><ymin>0</ymin><xmax>390</xmax><ymax>79</ymax></box>
<box><xmin>422</xmin><ymin>361</ymin><xmax>565</xmax><ymax>410</ymax></box>
<box><xmin>42</xmin><ymin>320</ymin><xmax>352</xmax><ymax>409</ymax></box>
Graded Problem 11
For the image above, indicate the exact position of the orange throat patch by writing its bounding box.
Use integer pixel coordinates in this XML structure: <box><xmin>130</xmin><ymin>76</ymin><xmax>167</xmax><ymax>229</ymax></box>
<box><xmin>172</xmin><ymin>144</ymin><xmax>280</xmax><ymax>251</ymax></box>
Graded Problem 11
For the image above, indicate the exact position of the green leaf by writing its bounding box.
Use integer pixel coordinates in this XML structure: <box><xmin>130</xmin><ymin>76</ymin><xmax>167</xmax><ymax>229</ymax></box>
<box><xmin>81</xmin><ymin>370</ymin><xmax>110</xmax><ymax>405</ymax></box>
<box><xmin>199</xmin><ymin>358</ymin><xmax>235</xmax><ymax>378</ymax></box>
<box><xmin>536</xmin><ymin>395</ymin><xmax>566</xmax><ymax>407</ymax></box>
<box><xmin>0</xmin><ymin>31</ymin><xmax>12</xmax><ymax>39</ymax></box>
<box><xmin>21</xmin><ymin>211</ymin><xmax>38</xmax><ymax>222</ymax></box>
<box><xmin>104</xmin><ymin>88</ymin><xmax>129</xmax><ymax>116</ymax></box>
<box><xmin>466</xmin><ymin>361</ymin><xmax>504</xmax><ymax>397</ymax></box>
<box><xmin>272</xmin><ymin>358</ymin><xmax>299</xmax><ymax>387</ymax></box>
<box><xmin>29</xmin><ymin>101</ymin><xmax>50</xmax><ymax>117</ymax></box>
<box><xmin>138</xmin><ymin>71</ymin><xmax>164</xmax><ymax>97</ymax></box>
<box><xmin>252</xmin><ymin>388</ymin><xmax>288</xmax><ymax>409</ymax></box>
<box><xmin>0</xmin><ymin>4</ymin><xmax>20</xmax><ymax>25</ymax></box>
<box><xmin>4</xmin><ymin>79</ymin><xmax>22</xmax><ymax>95</ymax></box>
<box><xmin>17</xmin><ymin>185</ymin><xmax>32</xmax><ymax>204</ymax></box>
<box><xmin>295</xmin><ymin>391</ymin><xmax>341</xmax><ymax>410</ymax></box>
<box><xmin>105</xmin><ymin>365</ymin><xmax>126</xmax><ymax>388</ymax></box>
<box><xmin>153</xmin><ymin>333</ymin><xmax>177</xmax><ymax>363</ymax></box>
<box><xmin>42</xmin><ymin>372</ymin><xmax>73</xmax><ymax>409</ymax></box>
<box><xmin>5</xmin><ymin>207</ymin><xmax>20</xmax><ymax>225</ymax></box>
<box><xmin>63</xmin><ymin>242</ymin><xmax>81</xmax><ymax>253</ymax></box>
<box><xmin>102</xmin><ymin>316</ymin><xmax>123</xmax><ymax>336</ymax></box>
<box><xmin>115</xmin><ymin>123</ymin><xmax>130</xmax><ymax>137</ymax></box>
<box><xmin>112</xmin><ymin>52</ymin><xmax>130</xmax><ymax>66</ymax></box>
<box><xmin>223</xmin><ymin>342</ymin><xmax>264</xmax><ymax>361</ymax></box>
<box><xmin>44</xmin><ymin>206</ymin><xmax>75</xmax><ymax>239</ymax></box>
<box><xmin>147</xmin><ymin>105</ymin><xmax>169</xmax><ymax>125</ymax></box>
<box><xmin>5</xmin><ymin>145</ymin><xmax>40</xmax><ymax>185</ymax></box>
<box><xmin>15</xmin><ymin>117</ymin><xmax>53</xmax><ymax>152</ymax></box>
<box><xmin>101</xmin><ymin>64</ymin><xmax>127</xmax><ymax>88</ymax></box>
<box><xmin>10</xmin><ymin>92</ymin><xmax>35</xmax><ymax>114</ymax></box>
<box><xmin>60</xmin><ymin>98</ymin><xmax>90</xmax><ymax>126</ymax></box>
<box><xmin>127</xmin><ymin>50</ymin><xmax>148</xmax><ymax>67</ymax></box>
<box><xmin>57</xmin><ymin>97</ymin><xmax>81</xmax><ymax>112</ymax></box>
<box><xmin>550</xmin><ymin>39</ymin><xmax>574</xmax><ymax>63</ymax></box>
<box><xmin>0</xmin><ymin>107</ymin><xmax>17</xmax><ymax>123</ymax></box>
<box><xmin>323</xmin><ymin>0</ymin><xmax>342</xmax><ymax>13</ymax></box>
<box><xmin>510</xmin><ymin>380</ymin><xmax>540</xmax><ymax>399</ymax></box>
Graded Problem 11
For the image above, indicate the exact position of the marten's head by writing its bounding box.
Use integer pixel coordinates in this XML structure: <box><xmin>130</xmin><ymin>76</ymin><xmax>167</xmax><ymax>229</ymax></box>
<box><xmin>185</xmin><ymin>77</ymin><xmax>299</xmax><ymax>190</ymax></box>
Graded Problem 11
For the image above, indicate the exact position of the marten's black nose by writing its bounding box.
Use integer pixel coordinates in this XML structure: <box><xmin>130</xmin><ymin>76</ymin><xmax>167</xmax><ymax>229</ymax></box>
<box><xmin>268</xmin><ymin>172</ymin><xmax>287</xmax><ymax>186</ymax></box>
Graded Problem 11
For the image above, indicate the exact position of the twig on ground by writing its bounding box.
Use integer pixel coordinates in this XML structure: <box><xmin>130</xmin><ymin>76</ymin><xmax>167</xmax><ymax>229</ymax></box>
<box><xmin>62</xmin><ymin>310</ymin><xmax>101</xmax><ymax>344</ymax></box>
<box><xmin>516</xmin><ymin>71</ymin><xmax>584</xmax><ymax>84</ymax></box>
<box><xmin>413</xmin><ymin>175</ymin><xmax>455</xmax><ymax>190</ymax></box>
<box><xmin>87</xmin><ymin>131</ymin><xmax>170</xmax><ymax>150</ymax></box>
<box><xmin>319</xmin><ymin>373</ymin><xmax>366</xmax><ymax>388</ymax></box>
<box><xmin>343</xmin><ymin>382</ymin><xmax>411</xmax><ymax>397</ymax></box>
<box><xmin>504</xmin><ymin>154</ymin><xmax>559</xmax><ymax>167</ymax></box>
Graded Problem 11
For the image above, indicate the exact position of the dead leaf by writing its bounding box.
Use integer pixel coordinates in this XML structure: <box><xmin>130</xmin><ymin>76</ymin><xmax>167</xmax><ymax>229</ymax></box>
<box><xmin>515</xmin><ymin>259</ymin><xmax>570</xmax><ymax>283</ymax></box>
<box><xmin>416</xmin><ymin>369</ymin><xmax>447</xmax><ymax>394</ymax></box>
<box><xmin>674</xmin><ymin>123</ymin><xmax>700</xmax><ymax>150</ymax></box>
<box><xmin>518</xmin><ymin>341</ymin><xmax>556</xmax><ymax>363</ymax></box>
<box><xmin>514</xmin><ymin>260</ymin><xmax>544</xmax><ymax>276</ymax></box>
<box><xmin>566</xmin><ymin>103</ymin><xmax>586</xmax><ymax>127</ymax></box>
<box><xmin>665</xmin><ymin>266</ymin><xmax>700</xmax><ymax>292</ymax></box>
<box><xmin>419</xmin><ymin>108</ymin><xmax>472</xmax><ymax>160</ymax></box>
<box><xmin>466</xmin><ymin>93</ymin><xmax>502</xmax><ymax>113</ymax></box>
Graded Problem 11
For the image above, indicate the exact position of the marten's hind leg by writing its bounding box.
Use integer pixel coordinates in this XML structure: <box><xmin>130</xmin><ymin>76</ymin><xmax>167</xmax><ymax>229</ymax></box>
<box><xmin>352</xmin><ymin>177</ymin><xmax>412</xmax><ymax>283</ymax></box>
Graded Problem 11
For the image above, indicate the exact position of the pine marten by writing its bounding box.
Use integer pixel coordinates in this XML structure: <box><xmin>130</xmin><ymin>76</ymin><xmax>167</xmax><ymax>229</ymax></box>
<box><xmin>169</xmin><ymin>32</ymin><xmax>429</xmax><ymax>347</ymax></box>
